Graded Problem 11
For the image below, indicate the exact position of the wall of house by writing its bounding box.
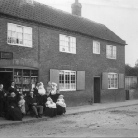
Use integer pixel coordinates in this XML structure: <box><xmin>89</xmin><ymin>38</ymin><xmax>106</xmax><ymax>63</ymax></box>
<box><xmin>38</xmin><ymin>26</ymin><xmax>126</xmax><ymax>106</ymax></box>
<box><xmin>0</xmin><ymin>16</ymin><xmax>39</xmax><ymax>68</ymax></box>
<box><xmin>0</xmin><ymin>16</ymin><xmax>126</xmax><ymax>106</ymax></box>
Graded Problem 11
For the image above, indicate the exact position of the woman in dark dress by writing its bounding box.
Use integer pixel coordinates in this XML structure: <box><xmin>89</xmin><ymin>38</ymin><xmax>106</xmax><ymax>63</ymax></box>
<box><xmin>50</xmin><ymin>82</ymin><xmax>60</xmax><ymax>103</ymax></box>
<box><xmin>8</xmin><ymin>81</ymin><xmax>18</xmax><ymax>95</ymax></box>
<box><xmin>6</xmin><ymin>92</ymin><xmax>22</xmax><ymax>121</ymax></box>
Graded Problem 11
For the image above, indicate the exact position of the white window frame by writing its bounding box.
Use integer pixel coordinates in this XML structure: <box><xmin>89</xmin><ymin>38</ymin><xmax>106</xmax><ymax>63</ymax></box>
<box><xmin>59</xmin><ymin>34</ymin><xmax>76</xmax><ymax>54</ymax></box>
<box><xmin>59</xmin><ymin>70</ymin><xmax>76</xmax><ymax>91</ymax></box>
<box><xmin>7</xmin><ymin>23</ymin><xmax>32</xmax><ymax>48</ymax></box>
<box><xmin>108</xmin><ymin>73</ymin><xmax>118</xmax><ymax>89</ymax></box>
<box><xmin>93</xmin><ymin>41</ymin><xmax>100</xmax><ymax>54</ymax></box>
<box><xmin>106</xmin><ymin>45</ymin><xmax>116</xmax><ymax>59</ymax></box>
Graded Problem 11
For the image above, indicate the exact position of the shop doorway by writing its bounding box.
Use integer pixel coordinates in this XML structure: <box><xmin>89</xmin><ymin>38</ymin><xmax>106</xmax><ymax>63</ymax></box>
<box><xmin>94</xmin><ymin>77</ymin><xmax>101</xmax><ymax>103</ymax></box>
<box><xmin>0</xmin><ymin>72</ymin><xmax>13</xmax><ymax>91</ymax></box>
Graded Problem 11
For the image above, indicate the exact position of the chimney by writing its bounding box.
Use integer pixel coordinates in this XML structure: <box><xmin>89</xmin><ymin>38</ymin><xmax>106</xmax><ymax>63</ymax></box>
<box><xmin>71</xmin><ymin>0</ymin><xmax>82</xmax><ymax>16</ymax></box>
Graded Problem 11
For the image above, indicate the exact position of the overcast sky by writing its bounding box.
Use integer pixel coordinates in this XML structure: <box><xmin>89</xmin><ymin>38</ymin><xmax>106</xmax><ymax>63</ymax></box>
<box><xmin>35</xmin><ymin>0</ymin><xmax>138</xmax><ymax>67</ymax></box>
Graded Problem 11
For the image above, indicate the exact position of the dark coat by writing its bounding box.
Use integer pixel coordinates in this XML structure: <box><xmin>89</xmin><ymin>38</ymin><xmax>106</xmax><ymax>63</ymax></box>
<box><xmin>43</xmin><ymin>94</ymin><xmax>51</xmax><ymax>104</ymax></box>
<box><xmin>36</xmin><ymin>94</ymin><xmax>44</xmax><ymax>106</ymax></box>
<box><xmin>50</xmin><ymin>93</ymin><xmax>60</xmax><ymax>103</ymax></box>
<box><xmin>26</xmin><ymin>95</ymin><xmax>38</xmax><ymax>108</ymax></box>
<box><xmin>33</xmin><ymin>88</ymin><xmax>39</xmax><ymax>96</ymax></box>
<box><xmin>6</xmin><ymin>96</ymin><xmax>22</xmax><ymax>121</ymax></box>
<box><xmin>0</xmin><ymin>89</ymin><xmax>7</xmax><ymax>116</ymax></box>
<box><xmin>8</xmin><ymin>86</ymin><xmax>18</xmax><ymax>95</ymax></box>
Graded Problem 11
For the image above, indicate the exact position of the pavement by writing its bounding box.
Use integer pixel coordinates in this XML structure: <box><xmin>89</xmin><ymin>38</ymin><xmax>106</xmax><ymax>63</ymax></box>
<box><xmin>0</xmin><ymin>99</ymin><xmax>138</xmax><ymax>127</ymax></box>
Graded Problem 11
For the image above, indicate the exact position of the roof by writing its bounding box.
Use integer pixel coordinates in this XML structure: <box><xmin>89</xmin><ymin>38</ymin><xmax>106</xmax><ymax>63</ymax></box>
<box><xmin>0</xmin><ymin>0</ymin><xmax>126</xmax><ymax>45</ymax></box>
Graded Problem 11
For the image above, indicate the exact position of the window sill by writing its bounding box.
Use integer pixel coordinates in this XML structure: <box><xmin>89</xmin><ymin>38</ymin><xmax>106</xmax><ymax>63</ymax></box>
<box><xmin>60</xmin><ymin>89</ymin><xmax>76</xmax><ymax>92</ymax></box>
<box><xmin>108</xmin><ymin>88</ymin><xmax>118</xmax><ymax>89</ymax></box>
<box><xmin>7</xmin><ymin>43</ymin><xmax>32</xmax><ymax>48</ymax></box>
<box><xmin>93</xmin><ymin>53</ymin><xmax>100</xmax><ymax>54</ymax></box>
<box><xmin>106</xmin><ymin>57</ymin><xmax>116</xmax><ymax>60</ymax></box>
<box><xmin>60</xmin><ymin>51</ymin><xmax>76</xmax><ymax>54</ymax></box>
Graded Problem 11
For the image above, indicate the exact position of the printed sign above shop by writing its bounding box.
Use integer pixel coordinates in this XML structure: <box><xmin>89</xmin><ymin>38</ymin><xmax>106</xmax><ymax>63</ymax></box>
<box><xmin>0</xmin><ymin>51</ymin><xmax>13</xmax><ymax>59</ymax></box>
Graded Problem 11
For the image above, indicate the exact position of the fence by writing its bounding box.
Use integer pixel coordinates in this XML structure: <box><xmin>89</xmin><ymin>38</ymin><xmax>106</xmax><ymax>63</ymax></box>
<box><xmin>125</xmin><ymin>76</ymin><xmax>137</xmax><ymax>90</ymax></box>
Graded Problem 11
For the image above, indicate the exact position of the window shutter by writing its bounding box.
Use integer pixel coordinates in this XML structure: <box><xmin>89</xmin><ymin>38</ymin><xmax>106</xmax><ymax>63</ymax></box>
<box><xmin>106</xmin><ymin>45</ymin><xmax>109</xmax><ymax>58</ymax></box>
<box><xmin>50</xmin><ymin>69</ymin><xmax>59</xmax><ymax>89</ymax></box>
<box><xmin>77</xmin><ymin>71</ymin><xmax>85</xmax><ymax>90</ymax></box>
<box><xmin>113</xmin><ymin>46</ymin><xmax>116</xmax><ymax>59</ymax></box>
<box><xmin>119</xmin><ymin>74</ymin><xmax>124</xmax><ymax>88</ymax></box>
<box><xmin>102</xmin><ymin>72</ymin><xmax>108</xmax><ymax>89</ymax></box>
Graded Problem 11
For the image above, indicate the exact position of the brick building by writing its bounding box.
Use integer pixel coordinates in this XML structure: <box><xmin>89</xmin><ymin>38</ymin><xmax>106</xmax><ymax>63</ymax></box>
<box><xmin>0</xmin><ymin>0</ymin><xmax>126</xmax><ymax>106</ymax></box>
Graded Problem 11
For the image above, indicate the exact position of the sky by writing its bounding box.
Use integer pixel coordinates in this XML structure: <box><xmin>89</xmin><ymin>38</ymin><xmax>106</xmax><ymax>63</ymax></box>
<box><xmin>35</xmin><ymin>0</ymin><xmax>138</xmax><ymax>67</ymax></box>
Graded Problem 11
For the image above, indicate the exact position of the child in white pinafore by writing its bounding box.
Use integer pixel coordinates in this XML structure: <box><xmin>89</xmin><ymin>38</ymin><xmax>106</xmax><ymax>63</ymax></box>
<box><xmin>18</xmin><ymin>95</ymin><xmax>26</xmax><ymax>116</ymax></box>
<box><xmin>56</xmin><ymin>95</ymin><xmax>66</xmax><ymax>115</ymax></box>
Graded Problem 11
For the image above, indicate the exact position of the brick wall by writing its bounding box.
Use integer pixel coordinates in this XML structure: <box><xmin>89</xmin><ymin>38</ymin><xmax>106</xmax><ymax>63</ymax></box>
<box><xmin>0</xmin><ymin>16</ymin><xmax>126</xmax><ymax>107</ymax></box>
<box><xmin>0</xmin><ymin>16</ymin><xmax>39</xmax><ymax>68</ymax></box>
<box><xmin>38</xmin><ymin>26</ymin><xmax>125</xmax><ymax>106</ymax></box>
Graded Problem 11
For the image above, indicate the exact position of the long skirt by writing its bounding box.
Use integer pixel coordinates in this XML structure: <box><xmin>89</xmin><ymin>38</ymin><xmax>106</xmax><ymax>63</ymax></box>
<box><xmin>56</xmin><ymin>105</ymin><xmax>66</xmax><ymax>115</ymax></box>
<box><xmin>44</xmin><ymin>107</ymin><xmax>57</xmax><ymax>117</ymax></box>
<box><xmin>6</xmin><ymin>107</ymin><xmax>22</xmax><ymax>121</ymax></box>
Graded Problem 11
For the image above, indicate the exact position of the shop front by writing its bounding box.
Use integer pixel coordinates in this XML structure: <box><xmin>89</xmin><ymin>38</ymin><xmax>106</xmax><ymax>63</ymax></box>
<box><xmin>0</xmin><ymin>67</ymin><xmax>38</xmax><ymax>94</ymax></box>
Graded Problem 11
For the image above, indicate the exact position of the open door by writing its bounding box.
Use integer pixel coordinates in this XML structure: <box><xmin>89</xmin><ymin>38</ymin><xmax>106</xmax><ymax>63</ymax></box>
<box><xmin>0</xmin><ymin>72</ymin><xmax>13</xmax><ymax>91</ymax></box>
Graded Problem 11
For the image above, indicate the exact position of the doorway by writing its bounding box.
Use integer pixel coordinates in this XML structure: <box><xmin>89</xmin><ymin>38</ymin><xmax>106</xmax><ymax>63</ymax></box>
<box><xmin>94</xmin><ymin>77</ymin><xmax>101</xmax><ymax>103</ymax></box>
<box><xmin>0</xmin><ymin>72</ymin><xmax>13</xmax><ymax>91</ymax></box>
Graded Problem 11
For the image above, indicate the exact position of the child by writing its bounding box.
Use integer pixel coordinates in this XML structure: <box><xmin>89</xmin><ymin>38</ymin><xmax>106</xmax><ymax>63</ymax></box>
<box><xmin>45</xmin><ymin>97</ymin><xmax>57</xmax><ymax>117</ymax></box>
<box><xmin>18</xmin><ymin>95</ymin><xmax>26</xmax><ymax>116</ymax></box>
<box><xmin>56</xmin><ymin>95</ymin><xmax>66</xmax><ymax>115</ymax></box>
<box><xmin>46</xmin><ymin>97</ymin><xmax>56</xmax><ymax>108</ymax></box>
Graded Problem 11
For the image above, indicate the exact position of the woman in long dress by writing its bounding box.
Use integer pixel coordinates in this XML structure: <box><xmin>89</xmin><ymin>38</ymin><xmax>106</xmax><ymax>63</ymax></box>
<box><xmin>6</xmin><ymin>92</ymin><xmax>22</xmax><ymax>121</ymax></box>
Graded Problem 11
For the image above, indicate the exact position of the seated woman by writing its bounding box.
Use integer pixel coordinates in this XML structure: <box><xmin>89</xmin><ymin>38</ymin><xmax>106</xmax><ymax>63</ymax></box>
<box><xmin>56</xmin><ymin>95</ymin><xmax>66</xmax><ymax>115</ymax></box>
<box><xmin>44</xmin><ymin>97</ymin><xmax>57</xmax><ymax>117</ymax></box>
<box><xmin>18</xmin><ymin>95</ymin><xmax>26</xmax><ymax>117</ymax></box>
<box><xmin>49</xmin><ymin>82</ymin><xmax>60</xmax><ymax>103</ymax></box>
<box><xmin>6</xmin><ymin>92</ymin><xmax>22</xmax><ymax>121</ymax></box>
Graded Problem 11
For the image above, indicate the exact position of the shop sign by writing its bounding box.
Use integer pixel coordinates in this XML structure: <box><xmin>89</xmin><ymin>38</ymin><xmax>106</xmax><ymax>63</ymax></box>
<box><xmin>13</xmin><ymin>58</ymin><xmax>38</xmax><ymax>68</ymax></box>
<box><xmin>0</xmin><ymin>51</ymin><xmax>13</xmax><ymax>59</ymax></box>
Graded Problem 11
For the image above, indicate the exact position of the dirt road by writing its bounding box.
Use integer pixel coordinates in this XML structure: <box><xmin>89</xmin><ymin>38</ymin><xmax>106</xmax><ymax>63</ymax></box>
<box><xmin>0</xmin><ymin>105</ymin><xmax>138</xmax><ymax>137</ymax></box>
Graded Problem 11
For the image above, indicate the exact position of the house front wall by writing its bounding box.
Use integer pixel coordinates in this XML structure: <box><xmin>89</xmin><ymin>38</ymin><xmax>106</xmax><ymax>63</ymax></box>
<box><xmin>38</xmin><ymin>26</ymin><xmax>125</xmax><ymax>106</ymax></box>
<box><xmin>0</xmin><ymin>16</ymin><xmax>39</xmax><ymax>68</ymax></box>
<box><xmin>0</xmin><ymin>16</ymin><xmax>125</xmax><ymax>107</ymax></box>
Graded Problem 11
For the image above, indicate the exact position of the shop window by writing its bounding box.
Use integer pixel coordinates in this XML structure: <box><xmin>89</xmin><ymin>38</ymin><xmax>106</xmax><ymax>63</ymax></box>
<box><xmin>14</xmin><ymin>69</ymin><xmax>38</xmax><ymax>92</ymax></box>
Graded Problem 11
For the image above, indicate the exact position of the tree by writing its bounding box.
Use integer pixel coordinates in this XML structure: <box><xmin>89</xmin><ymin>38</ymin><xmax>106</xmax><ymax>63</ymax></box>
<box><xmin>125</xmin><ymin>64</ymin><xmax>138</xmax><ymax>76</ymax></box>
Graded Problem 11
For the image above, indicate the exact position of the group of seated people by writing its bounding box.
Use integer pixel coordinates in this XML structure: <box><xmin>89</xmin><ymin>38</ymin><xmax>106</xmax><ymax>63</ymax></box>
<box><xmin>0</xmin><ymin>81</ymin><xmax>66</xmax><ymax>121</ymax></box>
